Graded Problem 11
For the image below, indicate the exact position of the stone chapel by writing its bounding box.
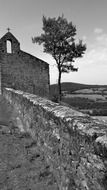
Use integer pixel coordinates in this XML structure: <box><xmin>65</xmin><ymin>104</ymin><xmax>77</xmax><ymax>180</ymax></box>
<box><xmin>0</xmin><ymin>31</ymin><xmax>50</xmax><ymax>97</ymax></box>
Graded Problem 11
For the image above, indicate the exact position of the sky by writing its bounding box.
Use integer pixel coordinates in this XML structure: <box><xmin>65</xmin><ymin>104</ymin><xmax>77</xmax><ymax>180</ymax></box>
<box><xmin>0</xmin><ymin>0</ymin><xmax>107</xmax><ymax>85</ymax></box>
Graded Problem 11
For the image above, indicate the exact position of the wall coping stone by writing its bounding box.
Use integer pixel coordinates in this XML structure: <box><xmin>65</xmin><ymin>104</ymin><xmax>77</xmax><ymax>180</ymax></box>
<box><xmin>4</xmin><ymin>88</ymin><xmax>107</xmax><ymax>147</ymax></box>
<box><xmin>3</xmin><ymin>87</ymin><xmax>107</xmax><ymax>190</ymax></box>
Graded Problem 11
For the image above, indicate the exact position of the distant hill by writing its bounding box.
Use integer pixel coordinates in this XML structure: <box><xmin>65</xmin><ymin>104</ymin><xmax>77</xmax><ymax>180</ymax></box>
<box><xmin>50</xmin><ymin>82</ymin><xmax>107</xmax><ymax>95</ymax></box>
<box><xmin>50</xmin><ymin>82</ymin><xmax>107</xmax><ymax>116</ymax></box>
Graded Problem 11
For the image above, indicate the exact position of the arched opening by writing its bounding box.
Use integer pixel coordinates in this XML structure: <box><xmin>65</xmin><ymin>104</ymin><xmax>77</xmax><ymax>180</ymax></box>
<box><xmin>6</xmin><ymin>40</ymin><xmax>12</xmax><ymax>53</ymax></box>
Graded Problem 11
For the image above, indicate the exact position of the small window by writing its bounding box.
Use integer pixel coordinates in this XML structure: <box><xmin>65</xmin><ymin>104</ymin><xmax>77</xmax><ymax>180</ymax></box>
<box><xmin>7</xmin><ymin>40</ymin><xmax>12</xmax><ymax>53</ymax></box>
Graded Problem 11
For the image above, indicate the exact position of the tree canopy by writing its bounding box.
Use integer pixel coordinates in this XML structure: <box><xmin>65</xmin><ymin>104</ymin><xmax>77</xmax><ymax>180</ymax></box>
<box><xmin>32</xmin><ymin>15</ymin><xmax>86</xmax><ymax>101</ymax></box>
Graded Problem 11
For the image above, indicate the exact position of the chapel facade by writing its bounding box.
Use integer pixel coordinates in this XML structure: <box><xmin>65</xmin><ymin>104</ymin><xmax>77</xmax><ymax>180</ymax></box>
<box><xmin>0</xmin><ymin>31</ymin><xmax>50</xmax><ymax>97</ymax></box>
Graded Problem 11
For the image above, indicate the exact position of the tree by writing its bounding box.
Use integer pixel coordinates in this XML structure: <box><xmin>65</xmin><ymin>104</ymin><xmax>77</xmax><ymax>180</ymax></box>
<box><xmin>32</xmin><ymin>15</ymin><xmax>86</xmax><ymax>101</ymax></box>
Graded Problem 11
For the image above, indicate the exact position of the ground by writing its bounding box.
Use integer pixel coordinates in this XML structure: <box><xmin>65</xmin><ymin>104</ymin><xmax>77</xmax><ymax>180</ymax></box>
<box><xmin>0</xmin><ymin>95</ymin><xmax>57</xmax><ymax>190</ymax></box>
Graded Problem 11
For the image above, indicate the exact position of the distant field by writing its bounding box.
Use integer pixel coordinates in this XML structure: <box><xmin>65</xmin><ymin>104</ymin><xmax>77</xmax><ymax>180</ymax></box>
<box><xmin>72</xmin><ymin>88</ymin><xmax>107</xmax><ymax>94</ymax></box>
<box><xmin>65</xmin><ymin>94</ymin><xmax>107</xmax><ymax>101</ymax></box>
<box><xmin>50</xmin><ymin>83</ymin><xmax>107</xmax><ymax>116</ymax></box>
<box><xmin>93</xmin><ymin>116</ymin><xmax>107</xmax><ymax>122</ymax></box>
<box><xmin>50</xmin><ymin>82</ymin><xmax>107</xmax><ymax>95</ymax></box>
<box><xmin>64</xmin><ymin>87</ymin><xmax>107</xmax><ymax>101</ymax></box>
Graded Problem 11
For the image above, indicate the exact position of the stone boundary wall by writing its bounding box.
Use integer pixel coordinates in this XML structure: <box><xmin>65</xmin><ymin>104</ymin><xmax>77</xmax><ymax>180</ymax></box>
<box><xmin>3</xmin><ymin>88</ymin><xmax>107</xmax><ymax>190</ymax></box>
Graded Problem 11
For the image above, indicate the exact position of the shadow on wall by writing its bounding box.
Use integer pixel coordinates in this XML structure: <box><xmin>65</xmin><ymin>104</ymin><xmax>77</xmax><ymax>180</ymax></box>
<box><xmin>0</xmin><ymin>95</ymin><xmax>13</xmax><ymax>126</ymax></box>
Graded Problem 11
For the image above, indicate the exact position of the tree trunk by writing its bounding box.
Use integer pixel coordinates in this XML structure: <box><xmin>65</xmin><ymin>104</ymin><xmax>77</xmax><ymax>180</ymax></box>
<box><xmin>58</xmin><ymin>70</ymin><xmax>62</xmax><ymax>102</ymax></box>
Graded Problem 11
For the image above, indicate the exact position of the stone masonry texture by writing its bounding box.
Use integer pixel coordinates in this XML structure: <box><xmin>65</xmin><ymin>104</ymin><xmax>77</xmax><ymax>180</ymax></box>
<box><xmin>0</xmin><ymin>95</ymin><xmax>58</xmax><ymax>190</ymax></box>
<box><xmin>0</xmin><ymin>32</ymin><xmax>50</xmax><ymax>97</ymax></box>
<box><xmin>3</xmin><ymin>88</ymin><xmax>107</xmax><ymax>190</ymax></box>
